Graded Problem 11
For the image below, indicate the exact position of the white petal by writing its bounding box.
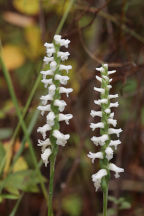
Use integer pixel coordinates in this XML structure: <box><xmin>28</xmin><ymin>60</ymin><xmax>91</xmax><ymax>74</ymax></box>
<box><xmin>55</xmin><ymin>74</ymin><xmax>69</xmax><ymax>85</ymax></box>
<box><xmin>91</xmin><ymin>134</ymin><xmax>109</xmax><ymax>146</ymax></box>
<box><xmin>96</xmin><ymin>75</ymin><xmax>102</xmax><ymax>82</ymax></box>
<box><xmin>92</xmin><ymin>169</ymin><xmax>107</xmax><ymax>191</ymax></box>
<box><xmin>109</xmin><ymin>94</ymin><xmax>118</xmax><ymax>99</ymax></box>
<box><xmin>50</xmin><ymin>61</ymin><xmax>57</xmax><ymax>71</ymax></box>
<box><xmin>94</xmin><ymin>87</ymin><xmax>105</xmax><ymax>94</ymax></box>
<box><xmin>37</xmin><ymin>104</ymin><xmax>51</xmax><ymax>116</ymax></box>
<box><xmin>53</xmin><ymin>130</ymin><xmax>70</xmax><ymax>146</ymax></box>
<box><xmin>109</xmin><ymin>163</ymin><xmax>124</xmax><ymax>178</ymax></box>
<box><xmin>41</xmin><ymin>148</ymin><xmax>51</xmax><ymax>166</ymax></box>
<box><xmin>90</xmin><ymin>122</ymin><xmax>104</xmax><ymax>131</ymax></box>
<box><xmin>43</xmin><ymin>56</ymin><xmax>54</xmax><ymax>64</ymax></box>
<box><xmin>38</xmin><ymin>138</ymin><xmax>51</xmax><ymax>152</ymax></box>
<box><xmin>40</xmin><ymin>70</ymin><xmax>53</xmax><ymax>79</ymax></box>
<box><xmin>59</xmin><ymin>65</ymin><xmax>72</xmax><ymax>73</ymax></box>
<box><xmin>108</xmin><ymin>70</ymin><xmax>116</xmax><ymax>75</ymax></box>
<box><xmin>105</xmin><ymin>147</ymin><xmax>113</xmax><ymax>161</ymax></box>
<box><xmin>109</xmin><ymin>140</ymin><xmax>121</xmax><ymax>150</ymax></box>
<box><xmin>108</xmin><ymin>118</ymin><xmax>117</xmax><ymax>127</ymax></box>
<box><xmin>41</xmin><ymin>78</ymin><xmax>53</xmax><ymax>88</ymax></box>
<box><xmin>44</xmin><ymin>42</ymin><xmax>54</xmax><ymax>49</ymax></box>
<box><xmin>37</xmin><ymin>124</ymin><xmax>51</xmax><ymax>139</ymax></box>
<box><xmin>57</xmin><ymin>51</ymin><xmax>70</xmax><ymax>61</ymax></box>
<box><xmin>110</xmin><ymin>102</ymin><xmax>119</xmax><ymax>108</ymax></box>
<box><xmin>88</xmin><ymin>152</ymin><xmax>103</xmax><ymax>163</ymax></box>
<box><xmin>90</xmin><ymin>110</ymin><xmax>102</xmax><ymax>118</ymax></box>
<box><xmin>94</xmin><ymin>99</ymin><xmax>108</xmax><ymax>105</ymax></box>
<box><xmin>108</xmin><ymin>128</ymin><xmax>122</xmax><ymax>137</ymax></box>
<box><xmin>54</xmin><ymin>100</ymin><xmax>67</xmax><ymax>112</ymax></box>
<box><xmin>59</xmin><ymin>113</ymin><xmax>73</xmax><ymax>125</ymax></box>
<box><xmin>59</xmin><ymin>87</ymin><xmax>73</xmax><ymax>97</ymax></box>
<box><xmin>46</xmin><ymin>112</ymin><xmax>55</xmax><ymax>126</ymax></box>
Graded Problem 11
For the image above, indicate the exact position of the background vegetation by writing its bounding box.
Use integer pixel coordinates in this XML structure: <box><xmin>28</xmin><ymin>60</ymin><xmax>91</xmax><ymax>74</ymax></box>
<box><xmin>0</xmin><ymin>0</ymin><xmax>144</xmax><ymax>215</ymax></box>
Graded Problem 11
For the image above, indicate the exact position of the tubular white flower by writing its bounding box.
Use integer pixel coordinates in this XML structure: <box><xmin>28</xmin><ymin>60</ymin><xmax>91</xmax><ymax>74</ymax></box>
<box><xmin>43</xmin><ymin>56</ymin><xmax>54</xmax><ymax>63</ymax></box>
<box><xmin>38</xmin><ymin>138</ymin><xmax>51</xmax><ymax>152</ymax></box>
<box><xmin>54</xmin><ymin>35</ymin><xmax>70</xmax><ymax>48</ymax></box>
<box><xmin>57</xmin><ymin>51</ymin><xmax>70</xmax><ymax>61</ymax></box>
<box><xmin>59</xmin><ymin>64</ymin><xmax>72</xmax><ymax>73</ymax></box>
<box><xmin>108</xmin><ymin>118</ymin><xmax>117</xmax><ymax>127</ymax></box>
<box><xmin>54</xmin><ymin>99</ymin><xmax>67</xmax><ymax>112</ymax></box>
<box><xmin>90</xmin><ymin>110</ymin><xmax>102</xmax><ymax>118</ymax></box>
<box><xmin>109</xmin><ymin>163</ymin><xmax>124</xmax><ymax>178</ymax></box>
<box><xmin>59</xmin><ymin>113</ymin><xmax>73</xmax><ymax>125</ymax></box>
<box><xmin>88</xmin><ymin>64</ymin><xmax>124</xmax><ymax>191</ymax></box>
<box><xmin>92</xmin><ymin>169</ymin><xmax>107</xmax><ymax>191</ymax></box>
<box><xmin>44</xmin><ymin>42</ymin><xmax>54</xmax><ymax>49</ymax></box>
<box><xmin>109</xmin><ymin>94</ymin><xmax>118</xmax><ymax>99</ymax></box>
<box><xmin>91</xmin><ymin>134</ymin><xmax>109</xmax><ymax>146</ymax></box>
<box><xmin>94</xmin><ymin>87</ymin><xmax>105</xmax><ymax>94</ymax></box>
<box><xmin>41</xmin><ymin>78</ymin><xmax>53</xmax><ymax>88</ymax></box>
<box><xmin>105</xmin><ymin>147</ymin><xmax>113</xmax><ymax>161</ymax></box>
<box><xmin>37</xmin><ymin>35</ymin><xmax>73</xmax><ymax>166</ymax></box>
<box><xmin>90</xmin><ymin>122</ymin><xmax>104</xmax><ymax>131</ymax></box>
<box><xmin>53</xmin><ymin>130</ymin><xmax>70</xmax><ymax>146</ymax></box>
<box><xmin>46</xmin><ymin>48</ymin><xmax>55</xmax><ymax>57</ymax></box>
<box><xmin>108</xmin><ymin>70</ymin><xmax>116</xmax><ymax>75</ymax></box>
<box><xmin>37</xmin><ymin>104</ymin><xmax>51</xmax><ymax>116</ymax></box>
<box><xmin>40</xmin><ymin>70</ymin><xmax>53</xmax><ymax>79</ymax></box>
<box><xmin>88</xmin><ymin>152</ymin><xmax>103</xmax><ymax>163</ymax></box>
<box><xmin>40</xmin><ymin>94</ymin><xmax>53</xmax><ymax>105</ymax></box>
<box><xmin>55</xmin><ymin>74</ymin><xmax>69</xmax><ymax>85</ymax></box>
<box><xmin>46</xmin><ymin>112</ymin><xmax>55</xmax><ymax>126</ymax></box>
<box><xmin>59</xmin><ymin>87</ymin><xmax>73</xmax><ymax>97</ymax></box>
<box><xmin>108</xmin><ymin>128</ymin><xmax>122</xmax><ymax>137</ymax></box>
<box><xmin>110</xmin><ymin>102</ymin><xmax>119</xmax><ymax>108</ymax></box>
<box><xmin>41</xmin><ymin>148</ymin><xmax>52</xmax><ymax>166</ymax></box>
<box><xmin>37</xmin><ymin>124</ymin><xmax>51</xmax><ymax>139</ymax></box>
<box><xmin>109</xmin><ymin>140</ymin><xmax>121</xmax><ymax>150</ymax></box>
<box><xmin>96</xmin><ymin>75</ymin><xmax>102</xmax><ymax>82</ymax></box>
<box><xmin>94</xmin><ymin>99</ymin><xmax>108</xmax><ymax>105</ymax></box>
<box><xmin>50</xmin><ymin>61</ymin><xmax>57</xmax><ymax>71</ymax></box>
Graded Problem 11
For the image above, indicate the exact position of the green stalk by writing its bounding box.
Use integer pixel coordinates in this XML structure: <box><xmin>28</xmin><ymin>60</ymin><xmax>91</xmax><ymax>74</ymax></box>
<box><xmin>103</xmin><ymin>187</ymin><xmax>108</xmax><ymax>216</ymax></box>
<box><xmin>100</xmin><ymin>65</ymin><xmax>111</xmax><ymax>216</ymax></box>
<box><xmin>0</xmin><ymin>54</ymin><xmax>48</xmax><ymax>204</ymax></box>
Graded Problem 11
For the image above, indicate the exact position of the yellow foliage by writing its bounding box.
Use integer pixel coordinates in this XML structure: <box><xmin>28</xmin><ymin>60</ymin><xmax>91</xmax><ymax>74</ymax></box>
<box><xmin>13</xmin><ymin>0</ymin><xmax>39</xmax><ymax>15</ymax></box>
<box><xmin>13</xmin><ymin>157</ymin><xmax>28</xmax><ymax>172</ymax></box>
<box><xmin>2</xmin><ymin>45</ymin><xmax>25</xmax><ymax>70</ymax></box>
<box><xmin>24</xmin><ymin>25</ymin><xmax>44</xmax><ymax>59</ymax></box>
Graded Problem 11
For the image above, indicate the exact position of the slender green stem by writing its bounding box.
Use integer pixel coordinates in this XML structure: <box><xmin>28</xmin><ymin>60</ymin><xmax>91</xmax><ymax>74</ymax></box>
<box><xmin>103</xmin><ymin>187</ymin><xmax>108</xmax><ymax>216</ymax></box>
<box><xmin>48</xmin><ymin>145</ymin><xmax>58</xmax><ymax>216</ymax></box>
<box><xmin>55</xmin><ymin>0</ymin><xmax>76</xmax><ymax>35</ymax></box>
<box><xmin>0</xmin><ymin>55</ymin><xmax>48</xmax><ymax>204</ymax></box>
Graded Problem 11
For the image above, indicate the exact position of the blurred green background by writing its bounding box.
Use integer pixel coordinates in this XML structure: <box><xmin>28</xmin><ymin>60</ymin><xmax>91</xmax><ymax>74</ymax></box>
<box><xmin>0</xmin><ymin>0</ymin><xmax>144</xmax><ymax>215</ymax></box>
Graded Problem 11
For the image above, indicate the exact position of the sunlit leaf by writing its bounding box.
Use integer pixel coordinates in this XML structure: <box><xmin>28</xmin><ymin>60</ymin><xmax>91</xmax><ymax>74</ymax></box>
<box><xmin>24</xmin><ymin>25</ymin><xmax>43</xmax><ymax>59</ymax></box>
<box><xmin>3</xmin><ymin>170</ymin><xmax>45</xmax><ymax>194</ymax></box>
<box><xmin>62</xmin><ymin>194</ymin><xmax>82</xmax><ymax>216</ymax></box>
<box><xmin>2</xmin><ymin>45</ymin><xmax>25</xmax><ymax>70</ymax></box>
<box><xmin>13</xmin><ymin>156</ymin><xmax>28</xmax><ymax>172</ymax></box>
<box><xmin>13</xmin><ymin>0</ymin><xmax>39</xmax><ymax>15</ymax></box>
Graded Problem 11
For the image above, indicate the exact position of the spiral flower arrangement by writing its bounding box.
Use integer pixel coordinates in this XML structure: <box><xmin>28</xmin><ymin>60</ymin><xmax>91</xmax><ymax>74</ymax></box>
<box><xmin>37</xmin><ymin>35</ymin><xmax>73</xmax><ymax>215</ymax></box>
<box><xmin>37</xmin><ymin>35</ymin><xmax>73</xmax><ymax>166</ymax></box>
<box><xmin>88</xmin><ymin>64</ymin><xmax>124</xmax><ymax>214</ymax></box>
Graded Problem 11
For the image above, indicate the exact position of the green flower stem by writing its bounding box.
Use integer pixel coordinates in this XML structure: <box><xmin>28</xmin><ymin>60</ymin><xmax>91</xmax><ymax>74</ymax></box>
<box><xmin>0</xmin><ymin>55</ymin><xmax>48</xmax><ymax>205</ymax></box>
<box><xmin>100</xmin><ymin>65</ymin><xmax>111</xmax><ymax>216</ymax></box>
<box><xmin>48</xmin><ymin>43</ymin><xmax>61</xmax><ymax>216</ymax></box>
<box><xmin>103</xmin><ymin>186</ymin><xmax>108</xmax><ymax>216</ymax></box>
